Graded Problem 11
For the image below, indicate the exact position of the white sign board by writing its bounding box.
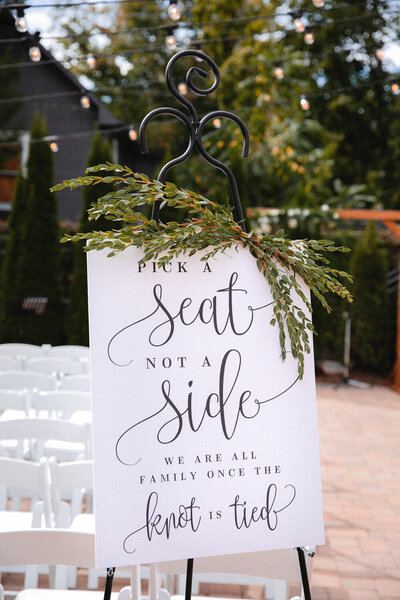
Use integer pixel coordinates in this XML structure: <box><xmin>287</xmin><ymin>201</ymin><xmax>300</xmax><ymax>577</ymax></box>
<box><xmin>87</xmin><ymin>246</ymin><xmax>325</xmax><ymax>568</ymax></box>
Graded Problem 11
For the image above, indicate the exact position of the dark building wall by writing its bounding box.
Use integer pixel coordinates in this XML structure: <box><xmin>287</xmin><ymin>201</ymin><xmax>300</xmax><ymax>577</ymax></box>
<box><xmin>1</xmin><ymin>11</ymin><xmax>164</xmax><ymax>223</ymax></box>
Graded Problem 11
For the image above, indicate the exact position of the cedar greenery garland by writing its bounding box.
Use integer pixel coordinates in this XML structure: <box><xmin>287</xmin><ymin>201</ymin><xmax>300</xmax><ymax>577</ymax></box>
<box><xmin>53</xmin><ymin>162</ymin><xmax>353</xmax><ymax>379</ymax></box>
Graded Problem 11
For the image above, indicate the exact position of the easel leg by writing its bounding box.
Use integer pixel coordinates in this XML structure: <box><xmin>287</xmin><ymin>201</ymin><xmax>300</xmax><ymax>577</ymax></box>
<box><xmin>296</xmin><ymin>548</ymin><xmax>312</xmax><ymax>600</ymax></box>
<box><xmin>185</xmin><ymin>558</ymin><xmax>194</xmax><ymax>600</ymax></box>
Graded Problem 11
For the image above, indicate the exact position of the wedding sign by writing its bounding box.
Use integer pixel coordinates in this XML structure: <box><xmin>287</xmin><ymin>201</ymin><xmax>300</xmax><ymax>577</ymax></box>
<box><xmin>87</xmin><ymin>245</ymin><xmax>325</xmax><ymax>568</ymax></box>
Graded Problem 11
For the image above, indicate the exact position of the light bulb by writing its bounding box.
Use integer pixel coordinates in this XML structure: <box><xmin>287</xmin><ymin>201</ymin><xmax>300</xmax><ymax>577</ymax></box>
<box><xmin>376</xmin><ymin>48</ymin><xmax>384</xmax><ymax>60</ymax></box>
<box><xmin>294</xmin><ymin>18</ymin><xmax>305</xmax><ymax>33</ymax></box>
<box><xmin>87</xmin><ymin>54</ymin><xmax>97</xmax><ymax>69</ymax></box>
<box><xmin>128</xmin><ymin>126</ymin><xmax>137</xmax><ymax>141</ymax></box>
<box><xmin>178</xmin><ymin>82</ymin><xmax>187</xmax><ymax>95</ymax></box>
<box><xmin>274</xmin><ymin>64</ymin><xmax>284</xmax><ymax>80</ymax></box>
<box><xmin>50</xmin><ymin>142</ymin><xmax>59</xmax><ymax>152</ymax></box>
<box><xmin>29</xmin><ymin>46</ymin><xmax>41</xmax><ymax>62</ymax></box>
<box><xmin>167</xmin><ymin>1</ymin><xmax>181</xmax><ymax>21</ymax></box>
<box><xmin>304</xmin><ymin>29</ymin><xmax>314</xmax><ymax>45</ymax></box>
<box><xmin>80</xmin><ymin>95</ymin><xmax>91</xmax><ymax>109</ymax></box>
<box><xmin>213</xmin><ymin>118</ymin><xmax>221</xmax><ymax>128</ymax></box>
<box><xmin>300</xmin><ymin>96</ymin><xmax>310</xmax><ymax>110</ymax></box>
<box><xmin>15</xmin><ymin>16</ymin><xmax>27</xmax><ymax>33</ymax></box>
<box><xmin>312</xmin><ymin>0</ymin><xmax>325</xmax><ymax>6</ymax></box>
<box><xmin>391</xmin><ymin>83</ymin><xmax>400</xmax><ymax>95</ymax></box>
<box><xmin>165</xmin><ymin>34</ymin><xmax>176</xmax><ymax>49</ymax></box>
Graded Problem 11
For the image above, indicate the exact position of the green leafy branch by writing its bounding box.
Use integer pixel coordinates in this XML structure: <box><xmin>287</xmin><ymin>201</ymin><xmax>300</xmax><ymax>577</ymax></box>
<box><xmin>53</xmin><ymin>162</ymin><xmax>352</xmax><ymax>378</ymax></box>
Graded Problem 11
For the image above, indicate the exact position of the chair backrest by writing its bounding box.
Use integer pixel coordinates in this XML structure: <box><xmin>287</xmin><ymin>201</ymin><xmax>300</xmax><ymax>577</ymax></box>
<box><xmin>0</xmin><ymin>389</ymin><xmax>30</xmax><ymax>414</ymax></box>
<box><xmin>0</xmin><ymin>418</ymin><xmax>91</xmax><ymax>461</ymax></box>
<box><xmin>0</xmin><ymin>456</ymin><xmax>52</xmax><ymax>524</ymax></box>
<box><xmin>49</xmin><ymin>345</ymin><xmax>90</xmax><ymax>360</ymax></box>
<box><xmin>25</xmin><ymin>357</ymin><xmax>85</xmax><ymax>377</ymax></box>
<box><xmin>49</xmin><ymin>457</ymin><xmax>94</xmax><ymax>525</ymax></box>
<box><xmin>0</xmin><ymin>529</ymin><xmax>96</xmax><ymax>567</ymax></box>
<box><xmin>0</xmin><ymin>344</ymin><xmax>44</xmax><ymax>358</ymax></box>
<box><xmin>33</xmin><ymin>390</ymin><xmax>91</xmax><ymax>419</ymax></box>
<box><xmin>57</xmin><ymin>374</ymin><xmax>91</xmax><ymax>392</ymax></box>
<box><xmin>0</xmin><ymin>371</ymin><xmax>56</xmax><ymax>392</ymax></box>
<box><xmin>0</xmin><ymin>355</ymin><xmax>22</xmax><ymax>371</ymax></box>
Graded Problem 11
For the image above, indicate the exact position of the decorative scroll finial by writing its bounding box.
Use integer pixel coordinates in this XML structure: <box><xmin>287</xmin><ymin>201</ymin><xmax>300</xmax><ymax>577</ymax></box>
<box><xmin>139</xmin><ymin>49</ymin><xmax>249</xmax><ymax>230</ymax></box>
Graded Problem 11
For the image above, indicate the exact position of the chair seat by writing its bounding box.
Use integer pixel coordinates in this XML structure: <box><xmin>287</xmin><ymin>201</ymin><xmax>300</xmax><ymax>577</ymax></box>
<box><xmin>0</xmin><ymin>510</ymin><xmax>34</xmax><ymax>530</ymax></box>
<box><xmin>44</xmin><ymin>440</ymin><xmax>86</xmax><ymax>461</ymax></box>
<box><xmin>70</xmin><ymin>513</ymin><xmax>95</xmax><ymax>533</ymax></box>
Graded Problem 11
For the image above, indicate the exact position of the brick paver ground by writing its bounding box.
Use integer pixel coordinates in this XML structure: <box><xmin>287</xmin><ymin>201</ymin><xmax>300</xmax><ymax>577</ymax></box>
<box><xmin>1</xmin><ymin>383</ymin><xmax>399</xmax><ymax>600</ymax></box>
<box><xmin>312</xmin><ymin>383</ymin><xmax>400</xmax><ymax>600</ymax></box>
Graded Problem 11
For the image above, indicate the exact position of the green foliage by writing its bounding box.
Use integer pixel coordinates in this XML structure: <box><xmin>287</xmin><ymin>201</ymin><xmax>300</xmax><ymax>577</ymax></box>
<box><xmin>67</xmin><ymin>131</ymin><xmax>115</xmax><ymax>345</ymax></box>
<box><xmin>349</xmin><ymin>222</ymin><xmax>392</xmax><ymax>373</ymax></box>
<box><xmin>53</xmin><ymin>163</ymin><xmax>353</xmax><ymax>378</ymax></box>
<box><xmin>0</xmin><ymin>172</ymin><xmax>28</xmax><ymax>341</ymax></box>
<box><xmin>2</xmin><ymin>113</ymin><xmax>63</xmax><ymax>344</ymax></box>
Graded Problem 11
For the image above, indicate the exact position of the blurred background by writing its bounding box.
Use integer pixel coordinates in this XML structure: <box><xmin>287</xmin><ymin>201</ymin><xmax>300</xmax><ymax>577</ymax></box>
<box><xmin>0</xmin><ymin>0</ymin><xmax>399</xmax><ymax>384</ymax></box>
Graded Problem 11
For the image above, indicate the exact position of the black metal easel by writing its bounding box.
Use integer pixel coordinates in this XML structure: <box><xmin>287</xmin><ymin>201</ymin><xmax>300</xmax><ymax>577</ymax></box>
<box><xmin>103</xmin><ymin>48</ymin><xmax>313</xmax><ymax>600</ymax></box>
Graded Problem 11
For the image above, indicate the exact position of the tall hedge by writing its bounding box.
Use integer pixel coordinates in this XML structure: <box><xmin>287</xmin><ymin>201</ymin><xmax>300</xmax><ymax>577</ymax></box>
<box><xmin>66</xmin><ymin>132</ymin><xmax>114</xmax><ymax>345</ymax></box>
<box><xmin>349</xmin><ymin>222</ymin><xmax>391</xmax><ymax>373</ymax></box>
<box><xmin>0</xmin><ymin>172</ymin><xmax>28</xmax><ymax>341</ymax></box>
<box><xmin>3</xmin><ymin>113</ymin><xmax>63</xmax><ymax>344</ymax></box>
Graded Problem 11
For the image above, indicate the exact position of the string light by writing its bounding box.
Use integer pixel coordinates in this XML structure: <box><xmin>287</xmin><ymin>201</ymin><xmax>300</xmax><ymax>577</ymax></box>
<box><xmin>312</xmin><ymin>0</ymin><xmax>325</xmax><ymax>7</ymax></box>
<box><xmin>300</xmin><ymin>95</ymin><xmax>310</xmax><ymax>110</ymax></box>
<box><xmin>128</xmin><ymin>125</ymin><xmax>137</xmax><ymax>140</ymax></box>
<box><xmin>273</xmin><ymin>62</ymin><xmax>284</xmax><ymax>80</ymax></box>
<box><xmin>15</xmin><ymin>8</ymin><xmax>27</xmax><ymax>33</ymax></box>
<box><xmin>304</xmin><ymin>28</ymin><xmax>314</xmax><ymax>45</ymax></box>
<box><xmin>167</xmin><ymin>0</ymin><xmax>181</xmax><ymax>21</ymax></box>
<box><xmin>165</xmin><ymin>31</ymin><xmax>176</xmax><ymax>50</ymax></box>
<box><xmin>391</xmin><ymin>83</ymin><xmax>400</xmax><ymax>95</ymax></box>
<box><xmin>29</xmin><ymin>46</ymin><xmax>41</xmax><ymax>62</ymax></box>
<box><xmin>213</xmin><ymin>118</ymin><xmax>221</xmax><ymax>128</ymax></box>
<box><xmin>49</xmin><ymin>141</ymin><xmax>59</xmax><ymax>152</ymax></box>
<box><xmin>178</xmin><ymin>81</ymin><xmax>187</xmax><ymax>95</ymax></box>
<box><xmin>86</xmin><ymin>54</ymin><xmax>97</xmax><ymax>69</ymax></box>
<box><xmin>376</xmin><ymin>48</ymin><xmax>384</xmax><ymax>60</ymax></box>
<box><xmin>80</xmin><ymin>94</ymin><xmax>91</xmax><ymax>108</ymax></box>
<box><xmin>293</xmin><ymin>11</ymin><xmax>305</xmax><ymax>33</ymax></box>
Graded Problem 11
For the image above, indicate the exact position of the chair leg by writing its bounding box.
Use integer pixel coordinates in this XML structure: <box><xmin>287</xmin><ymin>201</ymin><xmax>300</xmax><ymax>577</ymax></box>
<box><xmin>24</xmin><ymin>565</ymin><xmax>39</xmax><ymax>589</ymax></box>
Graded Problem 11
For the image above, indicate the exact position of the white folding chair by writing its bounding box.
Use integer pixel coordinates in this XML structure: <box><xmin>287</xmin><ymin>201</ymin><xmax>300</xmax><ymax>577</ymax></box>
<box><xmin>33</xmin><ymin>391</ymin><xmax>91</xmax><ymax>421</ymax></box>
<box><xmin>48</xmin><ymin>346</ymin><xmax>90</xmax><ymax>360</ymax></box>
<box><xmin>0</xmin><ymin>389</ymin><xmax>30</xmax><ymax>417</ymax></box>
<box><xmin>0</xmin><ymin>344</ymin><xmax>45</xmax><ymax>359</ymax></box>
<box><xmin>26</xmin><ymin>357</ymin><xmax>85</xmax><ymax>377</ymax></box>
<box><xmin>155</xmin><ymin>548</ymin><xmax>315</xmax><ymax>600</ymax></box>
<box><xmin>57</xmin><ymin>375</ymin><xmax>91</xmax><ymax>393</ymax></box>
<box><xmin>0</xmin><ymin>371</ymin><xmax>57</xmax><ymax>393</ymax></box>
<box><xmin>0</xmin><ymin>355</ymin><xmax>23</xmax><ymax>371</ymax></box>
<box><xmin>0</xmin><ymin>418</ymin><xmax>92</xmax><ymax>461</ymax></box>
<box><xmin>48</xmin><ymin>458</ymin><xmax>93</xmax><ymax>527</ymax></box>
<box><xmin>0</xmin><ymin>529</ymin><xmax>138</xmax><ymax>599</ymax></box>
<box><xmin>0</xmin><ymin>457</ymin><xmax>53</xmax><ymax>588</ymax></box>
<box><xmin>0</xmin><ymin>456</ymin><xmax>52</xmax><ymax>524</ymax></box>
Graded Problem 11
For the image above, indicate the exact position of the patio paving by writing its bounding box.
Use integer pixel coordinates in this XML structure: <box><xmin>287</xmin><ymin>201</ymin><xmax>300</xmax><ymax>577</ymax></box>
<box><xmin>311</xmin><ymin>383</ymin><xmax>400</xmax><ymax>600</ymax></box>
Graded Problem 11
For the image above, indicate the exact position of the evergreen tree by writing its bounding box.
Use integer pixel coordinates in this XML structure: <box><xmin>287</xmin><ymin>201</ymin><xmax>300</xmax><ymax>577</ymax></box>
<box><xmin>66</xmin><ymin>132</ymin><xmax>114</xmax><ymax>345</ymax></box>
<box><xmin>14</xmin><ymin>113</ymin><xmax>63</xmax><ymax>345</ymax></box>
<box><xmin>349</xmin><ymin>222</ymin><xmax>391</xmax><ymax>373</ymax></box>
<box><xmin>0</xmin><ymin>172</ymin><xmax>28</xmax><ymax>341</ymax></box>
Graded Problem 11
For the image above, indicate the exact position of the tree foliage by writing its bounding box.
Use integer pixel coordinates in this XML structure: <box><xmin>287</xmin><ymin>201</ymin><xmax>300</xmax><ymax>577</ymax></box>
<box><xmin>7</xmin><ymin>113</ymin><xmax>63</xmax><ymax>345</ymax></box>
<box><xmin>349</xmin><ymin>222</ymin><xmax>391</xmax><ymax>373</ymax></box>
<box><xmin>66</xmin><ymin>131</ymin><xmax>115</xmax><ymax>345</ymax></box>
